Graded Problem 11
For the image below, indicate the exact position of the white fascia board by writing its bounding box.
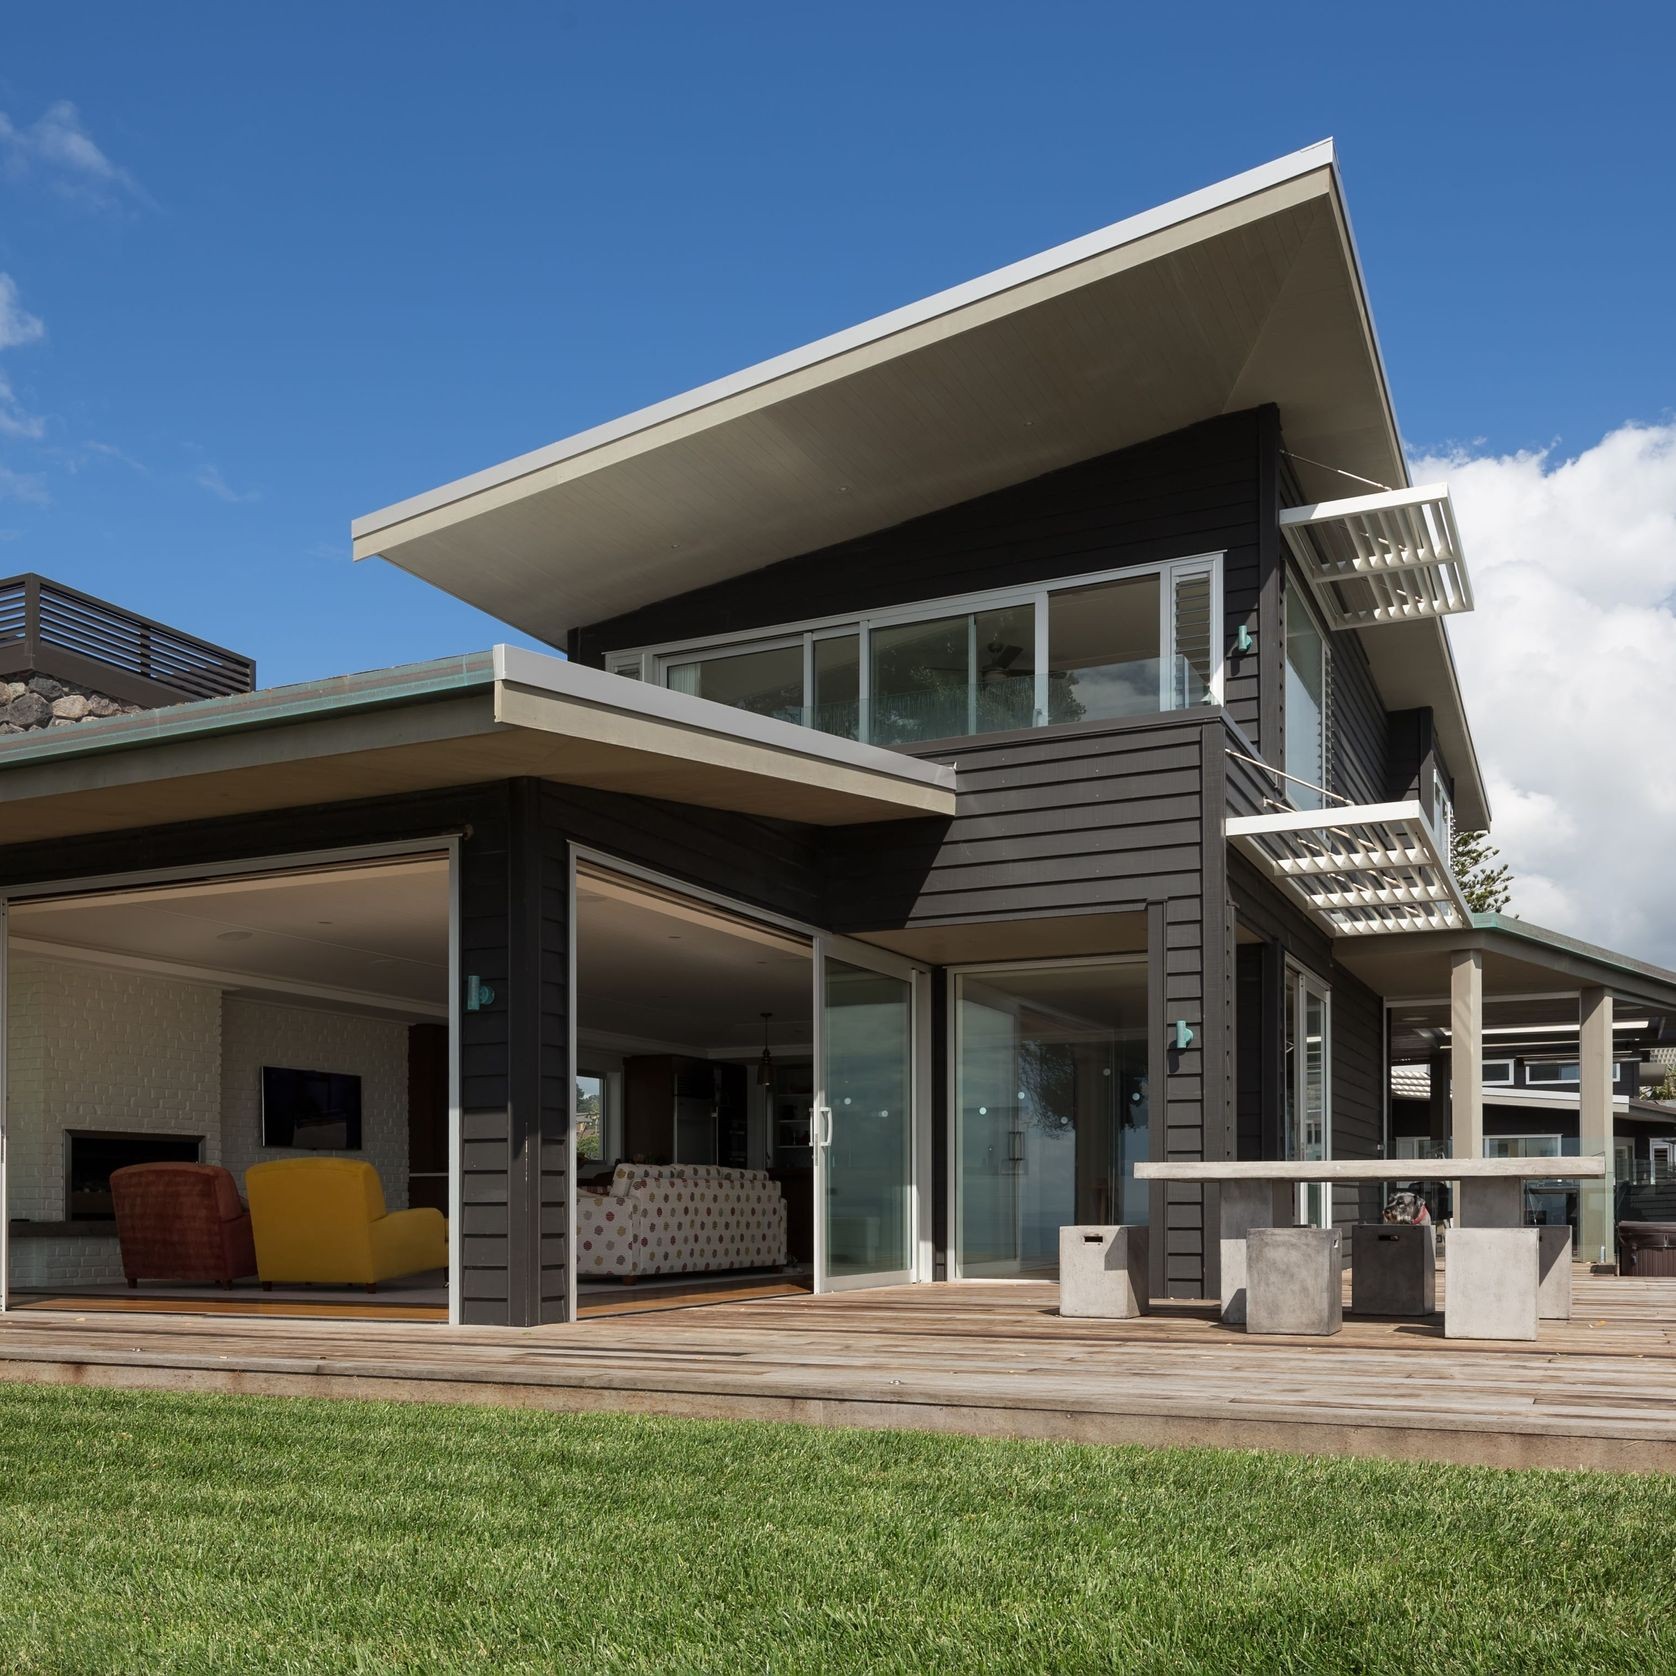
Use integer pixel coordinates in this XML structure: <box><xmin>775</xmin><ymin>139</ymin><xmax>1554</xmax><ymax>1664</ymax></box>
<box><xmin>352</xmin><ymin>142</ymin><xmax>1341</xmax><ymax>548</ymax></box>
<box><xmin>1279</xmin><ymin>482</ymin><xmax>1453</xmax><ymax>525</ymax></box>
<box><xmin>490</xmin><ymin>644</ymin><xmax>957</xmax><ymax>794</ymax></box>
<box><xmin>1226</xmin><ymin>799</ymin><xmax>1429</xmax><ymax>837</ymax></box>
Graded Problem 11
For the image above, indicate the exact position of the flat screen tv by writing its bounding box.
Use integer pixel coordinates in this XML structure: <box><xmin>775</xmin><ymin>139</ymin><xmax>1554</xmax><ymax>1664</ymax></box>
<box><xmin>261</xmin><ymin>1066</ymin><xmax>363</xmax><ymax>1151</ymax></box>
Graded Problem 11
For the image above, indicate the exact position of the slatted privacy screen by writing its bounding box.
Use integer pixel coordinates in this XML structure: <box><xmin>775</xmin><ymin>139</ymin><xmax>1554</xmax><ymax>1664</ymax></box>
<box><xmin>1226</xmin><ymin>799</ymin><xmax>1470</xmax><ymax>937</ymax></box>
<box><xmin>0</xmin><ymin>574</ymin><xmax>255</xmax><ymax>700</ymax></box>
<box><xmin>1279</xmin><ymin>484</ymin><xmax>1472</xmax><ymax>631</ymax></box>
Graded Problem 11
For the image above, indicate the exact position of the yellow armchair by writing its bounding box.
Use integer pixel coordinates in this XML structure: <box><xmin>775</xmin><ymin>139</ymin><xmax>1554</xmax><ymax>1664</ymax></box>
<box><xmin>245</xmin><ymin>1158</ymin><xmax>447</xmax><ymax>1291</ymax></box>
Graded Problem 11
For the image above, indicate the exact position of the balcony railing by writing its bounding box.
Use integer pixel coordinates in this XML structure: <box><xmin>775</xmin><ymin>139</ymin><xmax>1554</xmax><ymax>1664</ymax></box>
<box><xmin>0</xmin><ymin>574</ymin><xmax>255</xmax><ymax>704</ymax></box>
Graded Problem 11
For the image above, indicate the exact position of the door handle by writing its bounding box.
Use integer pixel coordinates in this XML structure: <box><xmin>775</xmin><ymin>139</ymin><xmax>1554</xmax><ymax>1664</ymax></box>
<box><xmin>815</xmin><ymin>1106</ymin><xmax>833</xmax><ymax>1148</ymax></box>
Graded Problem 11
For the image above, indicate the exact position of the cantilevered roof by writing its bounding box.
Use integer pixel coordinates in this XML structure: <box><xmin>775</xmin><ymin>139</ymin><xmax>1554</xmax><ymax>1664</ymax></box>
<box><xmin>350</xmin><ymin>140</ymin><xmax>1486</xmax><ymax>829</ymax></box>
<box><xmin>353</xmin><ymin>143</ymin><xmax>1400</xmax><ymax>629</ymax></box>
<box><xmin>0</xmin><ymin>647</ymin><xmax>955</xmax><ymax>845</ymax></box>
<box><xmin>1336</xmin><ymin>913</ymin><xmax>1676</xmax><ymax>1018</ymax></box>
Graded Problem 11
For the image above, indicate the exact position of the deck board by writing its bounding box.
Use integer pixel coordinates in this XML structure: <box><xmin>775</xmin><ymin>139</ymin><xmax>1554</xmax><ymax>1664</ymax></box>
<box><xmin>4</xmin><ymin>1274</ymin><xmax>1676</xmax><ymax>1471</ymax></box>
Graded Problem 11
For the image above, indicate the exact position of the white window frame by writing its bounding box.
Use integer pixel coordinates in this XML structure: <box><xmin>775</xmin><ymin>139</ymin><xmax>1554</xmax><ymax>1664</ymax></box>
<box><xmin>1525</xmin><ymin>1060</ymin><xmax>1627</xmax><ymax>1086</ymax></box>
<box><xmin>1481</xmin><ymin>1133</ymin><xmax>1569</xmax><ymax>1161</ymax></box>
<box><xmin>1283</xmin><ymin>577</ymin><xmax>1331</xmax><ymax>810</ymax></box>
<box><xmin>604</xmin><ymin>554</ymin><xmax>1225</xmax><ymax>743</ymax></box>
<box><xmin>1482</xmin><ymin>1059</ymin><xmax>1515</xmax><ymax>1085</ymax></box>
<box><xmin>1285</xmin><ymin>962</ymin><xmax>1333</xmax><ymax>1228</ymax></box>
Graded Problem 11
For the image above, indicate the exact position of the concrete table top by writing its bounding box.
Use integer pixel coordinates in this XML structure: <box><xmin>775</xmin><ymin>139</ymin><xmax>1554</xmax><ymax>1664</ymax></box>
<box><xmin>1135</xmin><ymin>1158</ymin><xmax>1606</xmax><ymax>1183</ymax></box>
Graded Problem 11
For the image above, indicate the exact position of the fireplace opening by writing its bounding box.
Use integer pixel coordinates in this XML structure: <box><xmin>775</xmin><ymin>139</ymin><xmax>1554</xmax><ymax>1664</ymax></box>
<box><xmin>65</xmin><ymin>1130</ymin><xmax>205</xmax><ymax>1221</ymax></box>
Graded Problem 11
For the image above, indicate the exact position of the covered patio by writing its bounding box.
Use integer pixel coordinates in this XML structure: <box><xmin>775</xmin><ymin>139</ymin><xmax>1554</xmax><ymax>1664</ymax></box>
<box><xmin>2</xmin><ymin>1273</ymin><xmax>1675</xmax><ymax>1473</ymax></box>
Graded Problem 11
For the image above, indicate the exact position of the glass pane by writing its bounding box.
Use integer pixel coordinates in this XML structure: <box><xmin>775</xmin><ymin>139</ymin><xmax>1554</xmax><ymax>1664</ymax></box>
<box><xmin>955</xmin><ymin>963</ymin><xmax>1148</xmax><ymax>1279</ymax></box>
<box><xmin>1285</xmin><ymin>601</ymin><xmax>1327</xmax><ymax>810</ymax></box>
<box><xmin>870</xmin><ymin>614</ymin><xmax>969</xmax><ymax>745</ymax></box>
<box><xmin>824</xmin><ymin>959</ymin><xmax>912</xmax><ymax>1280</ymax></box>
<box><xmin>811</xmin><ymin>634</ymin><xmax>861</xmax><ymax>740</ymax></box>
<box><xmin>1171</xmin><ymin>571</ymin><xmax>1214</xmax><ymax>708</ymax></box>
<box><xmin>666</xmin><ymin>644</ymin><xmax>803</xmax><ymax>723</ymax></box>
<box><xmin>1047</xmin><ymin>574</ymin><xmax>1161</xmax><ymax>723</ymax></box>
<box><xmin>973</xmin><ymin>603</ymin><xmax>1036</xmax><ymax>734</ymax></box>
<box><xmin>575</xmin><ymin>1075</ymin><xmax>603</xmax><ymax>1160</ymax></box>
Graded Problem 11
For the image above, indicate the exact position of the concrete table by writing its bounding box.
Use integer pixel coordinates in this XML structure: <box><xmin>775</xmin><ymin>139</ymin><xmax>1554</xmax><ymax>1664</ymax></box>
<box><xmin>1134</xmin><ymin>1158</ymin><xmax>1605</xmax><ymax>1326</ymax></box>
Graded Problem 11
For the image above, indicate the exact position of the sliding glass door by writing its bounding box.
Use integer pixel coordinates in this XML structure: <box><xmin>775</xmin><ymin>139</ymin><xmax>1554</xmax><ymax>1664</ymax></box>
<box><xmin>953</xmin><ymin>959</ymin><xmax>1149</xmax><ymax>1279</ymax></box>
<box><xmin>1284</xmin><ymin>966</ymin><xmax>1332</xmax><ymax>1227</ymax></box>
<box><xmin>814</xmin><ymin>948</ymin><xmax>917</xmax><ymax>1291</ymax></box>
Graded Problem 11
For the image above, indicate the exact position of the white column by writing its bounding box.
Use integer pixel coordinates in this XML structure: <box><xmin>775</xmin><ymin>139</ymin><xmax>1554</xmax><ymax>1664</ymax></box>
<box><xmin>1450</xmin><ymin>950</ymin><xmax>1483</xmax><ymax>1164</ymax></box>
<box><xmin>1579</xmin><ymin>986</ymin><xmax>1614</xmax><ymax>1264</ymax></box>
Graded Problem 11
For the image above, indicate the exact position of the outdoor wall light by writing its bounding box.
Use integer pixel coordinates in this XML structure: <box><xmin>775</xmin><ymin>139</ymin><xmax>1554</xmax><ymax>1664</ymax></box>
<box><xmin>1234</xmin><ymin>624</ymin><xmax>1255</xmax><ymax>653</ymax></box>
<box><xmin>1172</xmin><ymin>1019</ymin><xmax>1195</xmax><ymax>1051</ymax></box>
<box><xmin>465</xmin><ymin>975</ymin><xmax>497</xmax><ymax>1012</ymax></box>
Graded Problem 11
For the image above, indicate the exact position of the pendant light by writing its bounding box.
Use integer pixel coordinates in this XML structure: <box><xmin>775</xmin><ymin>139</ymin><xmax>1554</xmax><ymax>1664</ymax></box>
<box><xmin>757</xmin><ymin>1012</ymin><xmax>775</xmax><ymax>1086</ymax></box>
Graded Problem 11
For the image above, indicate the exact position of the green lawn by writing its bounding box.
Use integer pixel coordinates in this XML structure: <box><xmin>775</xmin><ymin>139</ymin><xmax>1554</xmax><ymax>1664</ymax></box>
<box><xmin>0</xmin><ymin>1385</ymin><xmax>1671</xmax><ymax>1674</ymax></box>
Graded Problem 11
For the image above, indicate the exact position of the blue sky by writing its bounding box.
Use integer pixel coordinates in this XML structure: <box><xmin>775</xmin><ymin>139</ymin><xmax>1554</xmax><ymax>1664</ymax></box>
<box><xmin>1</xmin><ymin>2</ymin><xmax>1672</xmax><ymax>688</ymax></box>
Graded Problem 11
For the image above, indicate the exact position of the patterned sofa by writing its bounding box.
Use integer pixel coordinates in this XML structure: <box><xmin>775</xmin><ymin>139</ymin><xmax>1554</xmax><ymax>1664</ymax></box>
<box><xmin>576</xmin><ymin>1163</ymin><xmax>787</xmax><ymax>1280</ymax></box>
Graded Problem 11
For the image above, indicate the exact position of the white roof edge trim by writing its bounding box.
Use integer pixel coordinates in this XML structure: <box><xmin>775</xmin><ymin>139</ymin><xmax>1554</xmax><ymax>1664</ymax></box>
<box><xmin>352</xmin><ymin>141</ymin><xmax>1340</xmax><ymax>547</ymax></box>
<box><xmin>490</xmin><ymin>645</ymin><xmax>957</xmax><ymax>793</ymax></box>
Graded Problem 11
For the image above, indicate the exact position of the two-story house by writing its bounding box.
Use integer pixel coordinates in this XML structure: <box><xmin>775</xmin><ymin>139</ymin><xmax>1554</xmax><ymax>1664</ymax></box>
<box><xmin>4</xmin><ymin>141</ymin><xmax>1674</xmax><ymax>1324</ymax></box>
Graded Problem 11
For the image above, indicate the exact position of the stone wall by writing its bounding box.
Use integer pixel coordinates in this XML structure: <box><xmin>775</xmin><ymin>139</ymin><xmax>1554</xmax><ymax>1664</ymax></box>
<box><xmin>1</xmin><ymin>673</ymin><xmax>142</xmax><ymax>735</ymax></box>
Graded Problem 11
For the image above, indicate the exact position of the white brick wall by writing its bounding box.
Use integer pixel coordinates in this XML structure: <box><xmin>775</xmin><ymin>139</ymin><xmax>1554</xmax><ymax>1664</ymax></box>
<box><xmin>3</xmin><ymin>960</ymin><xmax>413</xmax><ymax>1262</ymax></box>
<box><xmin>10</xmin><ymin>1233</ymin><xmax>124</xmax><ymax>1288</ymax></box>
<box><xmin>5</xmin><ymin>955</ymin><xmax>222</xmax><ymax>1222</ymax></box>
<box><xmin>220</xmin><ymin>998</ymin><xmax>410</xmax><ymax>1209</ymax></box>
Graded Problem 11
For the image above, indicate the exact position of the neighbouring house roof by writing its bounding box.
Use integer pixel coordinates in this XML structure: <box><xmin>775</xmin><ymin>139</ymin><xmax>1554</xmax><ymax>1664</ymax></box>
<box><xmin>0</xmin><ymin>645</ymin><xmax>956</xmax><ymax>846</ymax></box>
<box><xmin>349</xmin><ymin>140</ymin><xmax>1487</xmax><ymax>830</ymax></box>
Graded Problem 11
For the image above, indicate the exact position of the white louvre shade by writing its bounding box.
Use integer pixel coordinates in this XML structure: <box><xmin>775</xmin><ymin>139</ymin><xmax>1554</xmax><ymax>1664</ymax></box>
<box><xmin>1226</xmin><ymin>800</ymin><xmax>1470</xmax><ymax>936</ymax></box>
<box><xmin>1279</xmin><ymin>484</ymin><xmax>1472</xmax><ymax>630</ymax></box>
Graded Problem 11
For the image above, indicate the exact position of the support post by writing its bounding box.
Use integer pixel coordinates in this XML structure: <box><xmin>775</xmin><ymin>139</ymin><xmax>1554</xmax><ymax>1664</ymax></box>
<box><xmin>1579</xmin><ymin>985</ymin><xmax>1615</xmax><ymax>1265</ymax></box>
<box><xmin>1449</xmin><ymin>950</ymin><xmax>1483</xmax><ymax>1164</ymax></box>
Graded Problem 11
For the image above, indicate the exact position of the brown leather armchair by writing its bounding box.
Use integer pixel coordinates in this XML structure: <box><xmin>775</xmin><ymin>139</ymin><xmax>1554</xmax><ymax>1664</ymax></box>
<box><xmin>110</xmin><ymin>1162</ymin><xmax>258</xmax><ymax>1288</ymax></box>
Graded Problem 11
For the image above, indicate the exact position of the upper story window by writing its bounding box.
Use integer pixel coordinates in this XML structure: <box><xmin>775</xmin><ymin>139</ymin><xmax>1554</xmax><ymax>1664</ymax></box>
<box><xmin>1284</xmin><ymin>585</ymin><xmax>1328</xmax><ymax>809</ymax></box>
<box><xmin>607</xmin><ymin>555</ymin><xmax>1223</xmax><ymax>748</ymax></box>
<box><xmin>1524</xmin><ymin>1060</ymin><xmax>1628</xmax><ymax>1086</ymax></box>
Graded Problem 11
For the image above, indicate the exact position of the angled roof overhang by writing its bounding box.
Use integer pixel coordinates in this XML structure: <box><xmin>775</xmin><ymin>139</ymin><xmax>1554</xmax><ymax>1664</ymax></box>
<box><xmin>353</xmin><ymin>142</ymin><xmax>1402</xmax><ymax>636</ymax></box>
<box><xmin>0</xmin><ymin>648</ymin><xmax>955</xmax><ymax>847</ymax></box>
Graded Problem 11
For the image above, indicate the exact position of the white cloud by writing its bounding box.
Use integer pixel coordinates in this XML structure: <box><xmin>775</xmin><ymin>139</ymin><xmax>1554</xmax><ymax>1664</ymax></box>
<box><xmin>194</xmin><ymin>463</ymin><xmax>259</xmax><ymax>504</ymax></box>
<box><xmin>0</xmin><ymin>101</ymin><xmax>148</xmax><ymax>210</ymax></box>
<box><xmin>0</xmin><ymin>464</ymin><xmax>49</xmax><ymax>506</ymax></box>
<box><xmin>0</xmin><ymin>274</ymin><xmax>45</xmax><ymax>351</ymax></box>
<box><xmin>1412</xmin><ymin>423</ymin><xmax>1676</xmax><ymax>966</ymax></box>
<box><xmin>0</xmin><ymin>372</ymin><xmax>44</xmax><ymax>440</ymax></box>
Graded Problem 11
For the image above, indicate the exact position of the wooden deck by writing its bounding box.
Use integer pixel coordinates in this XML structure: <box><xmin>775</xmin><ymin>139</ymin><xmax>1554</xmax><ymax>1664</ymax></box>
<box><xmin>4</xmin><ymin>1273</ymin><xmax>1676</xmax><ymax>1472</ymax></box>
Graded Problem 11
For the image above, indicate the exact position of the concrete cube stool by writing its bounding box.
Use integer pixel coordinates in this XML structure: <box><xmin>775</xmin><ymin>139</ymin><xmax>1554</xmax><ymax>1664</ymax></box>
<box><xmin>1058</xmin><ymin>1226</ymin><xmax>1148</xmax><ymax>1319</ymax></box>
<box><xmin>1538</xmin><ymin>1225</ymin><xmax>1573</xmax><ymax>1321</ymax></box>
<box><xmin>1351</xmin><ymin>1224</ymin><xmax>1436</xmax><ymax>1317</ymax></box>
<box><xmin>1246</xmin><ymin>1225</ymin><xmax>1342</xmax><ymax>1336</ymax></box>
<box><xmin>1445</xmin><ymin>1227</ymin><xmax>1539</xmax><ymax>1341</ymax></box>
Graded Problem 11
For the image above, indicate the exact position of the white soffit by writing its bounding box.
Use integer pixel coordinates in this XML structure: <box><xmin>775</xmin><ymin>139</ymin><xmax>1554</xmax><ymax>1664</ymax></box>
<box><xmin>351</xmin><ymin>142</ymin><xmax>1404</xmax><ymax>644</ymax></box>
<box><xmin>1281</xmin><ymin>483</ymin><xmax>1472</xmax><ymax>629</ymax></box>
<box><xmin>1226</xmin><ymin>800</ymin><xmax>1470</xmax><ymax>937</ymax></box>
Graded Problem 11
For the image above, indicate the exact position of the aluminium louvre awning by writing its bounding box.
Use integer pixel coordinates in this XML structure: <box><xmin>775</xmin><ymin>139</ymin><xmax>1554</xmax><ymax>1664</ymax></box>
<box><xmin>1279</xmin><ymin>483</ymin><xmax>1472</xmax><ymax>630</ymax></box>
<box><xmin>1227</xmin><ymin>799</ymin><xmax>1470</xmax><ymax>937</ymax></box>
